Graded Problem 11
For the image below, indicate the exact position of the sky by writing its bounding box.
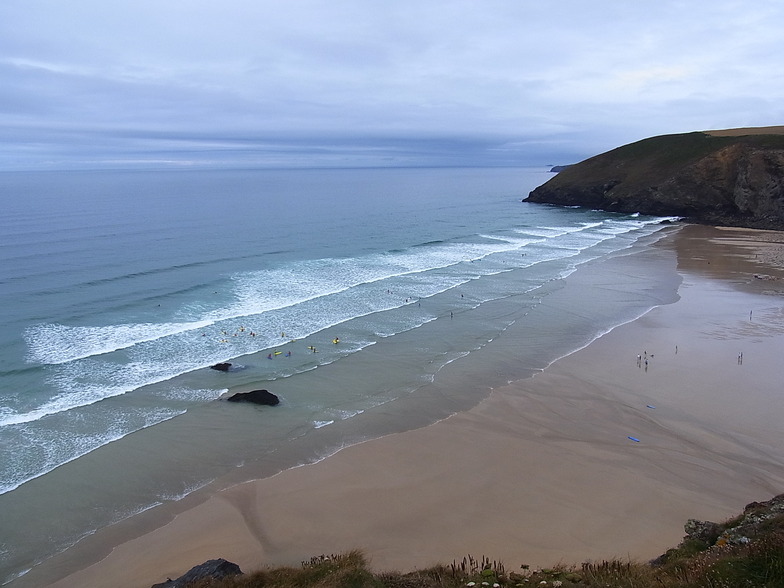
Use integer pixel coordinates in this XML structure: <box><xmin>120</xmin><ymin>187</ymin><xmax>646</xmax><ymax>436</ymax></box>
<box><xmin>1</xmin><ymin>1</ymin><xmax>783</xmax><ymax>170</ymax></box>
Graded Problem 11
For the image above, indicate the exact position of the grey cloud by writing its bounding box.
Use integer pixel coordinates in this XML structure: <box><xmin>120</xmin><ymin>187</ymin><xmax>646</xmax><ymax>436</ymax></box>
<box><xmin>1</xmin><ymin>1</ymin><xmax>783</xmax><ymax>170</ymax></box>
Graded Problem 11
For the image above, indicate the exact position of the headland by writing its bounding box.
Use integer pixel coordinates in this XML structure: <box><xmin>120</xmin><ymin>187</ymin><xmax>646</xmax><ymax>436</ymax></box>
<box><xmin>526</xmin><ymin>126</ymin><xmax>784</xmax><ymax>230</ymax></box>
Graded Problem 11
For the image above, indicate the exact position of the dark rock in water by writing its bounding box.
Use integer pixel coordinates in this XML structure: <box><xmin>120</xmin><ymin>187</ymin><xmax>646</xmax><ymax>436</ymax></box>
<box><xmin>226</xmin><ymin>389</ymin><xmax>280</xmax><ymax>406</ymax></box>
<box><xmin>151</xmin><ymin>558</ymin><xmax>242</xmax><ymax>588</ymax></box>
<box><xmin>210</xmin><ymin>362</ymin><xmax>232</xmax><ymax>371</ymax></box>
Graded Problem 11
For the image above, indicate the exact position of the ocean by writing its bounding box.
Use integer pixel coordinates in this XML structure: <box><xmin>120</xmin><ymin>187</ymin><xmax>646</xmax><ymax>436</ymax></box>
<box><xmin>0</xmin><ymin>166</ymin><xmax>679</xmax><ymax>585</ymax></box>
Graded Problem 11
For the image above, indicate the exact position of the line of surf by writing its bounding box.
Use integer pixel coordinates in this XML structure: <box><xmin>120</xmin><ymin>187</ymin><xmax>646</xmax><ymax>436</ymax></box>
<box><xmin>25</xmin><ymin>233</ymin><xmax>543</xmax><ymax>367</ymax></box>
<box><xmin>24</xmin><ymin>219</ymin><xmax>660</xmax><ymax>368</ymax></box>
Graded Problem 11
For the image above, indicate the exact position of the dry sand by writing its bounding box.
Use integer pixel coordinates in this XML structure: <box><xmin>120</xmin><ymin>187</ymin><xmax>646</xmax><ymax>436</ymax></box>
<box><xmin>37</xmin><ymin>225</ymin><xmax>784</xmax><ymax>587</ymax></box>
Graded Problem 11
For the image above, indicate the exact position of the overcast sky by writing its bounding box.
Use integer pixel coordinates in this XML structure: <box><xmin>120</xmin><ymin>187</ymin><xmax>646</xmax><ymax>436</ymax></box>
<box><xmin>1</xmin><ymin>1</ymin><xmax>782</xmax><ymax>170</ymax></box>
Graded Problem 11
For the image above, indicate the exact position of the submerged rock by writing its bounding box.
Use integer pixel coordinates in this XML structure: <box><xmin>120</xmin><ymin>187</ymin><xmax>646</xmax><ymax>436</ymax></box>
<box><xmin>225</xmin><ymin>389</ymin><xmax>280</xmax><ymax>406</ymax></box>
<box><xmin>151</xmin><ymin>558</ymin><xmax>242</xmax><ymax>588</ymax></box>
<box><xmin>210</xmin><ymin>362</ymin><xmax>232</xmax><ymax>371</ymax></box>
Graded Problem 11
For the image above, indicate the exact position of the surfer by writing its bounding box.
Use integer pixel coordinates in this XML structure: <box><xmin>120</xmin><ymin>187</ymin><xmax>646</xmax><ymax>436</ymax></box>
<box><xmin>332</xmin><ymin>337</ymin><xmax>340</xmax><ymax>344</ymax></box>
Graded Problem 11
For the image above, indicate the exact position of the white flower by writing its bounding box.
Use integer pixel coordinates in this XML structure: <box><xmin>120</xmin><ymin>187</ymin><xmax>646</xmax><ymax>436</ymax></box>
<box><xmin>466</xmin><ymin>583</ymin><xmax>475</xmax><ymax>587</ymax></box>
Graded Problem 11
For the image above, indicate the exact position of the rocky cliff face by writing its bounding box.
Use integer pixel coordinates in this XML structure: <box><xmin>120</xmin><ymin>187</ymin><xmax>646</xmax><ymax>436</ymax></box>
<box><xmin>525</xmin><ymin>131</ymin><xmax>784</xmax><ymax>230</ymax></box>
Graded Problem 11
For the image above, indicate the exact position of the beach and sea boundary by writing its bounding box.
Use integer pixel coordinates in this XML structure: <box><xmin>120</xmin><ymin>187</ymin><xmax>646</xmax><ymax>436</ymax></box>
<box><xmin>9</xmin><ymin>223</ymin><xmax>782</xmax><ymax>588</ymax></box>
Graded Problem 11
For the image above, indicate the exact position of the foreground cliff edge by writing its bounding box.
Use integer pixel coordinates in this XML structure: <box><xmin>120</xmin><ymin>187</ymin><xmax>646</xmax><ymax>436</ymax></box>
<box><xmin>526</xmin><ymin>126</ymin><xmax>784</xmax><ymax>230</ymax></box>
<box><xmin>155</xmin><ymin>493</ymin><xmax>784</xmax><ymax>587</ymax></box>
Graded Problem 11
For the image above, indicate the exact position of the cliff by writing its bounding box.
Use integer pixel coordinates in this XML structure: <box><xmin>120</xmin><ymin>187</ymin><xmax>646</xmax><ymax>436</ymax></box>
<box><xmin>525</xmin><ymin>128</ymin><xmax>784</xmax><ymax>230</ymax></box>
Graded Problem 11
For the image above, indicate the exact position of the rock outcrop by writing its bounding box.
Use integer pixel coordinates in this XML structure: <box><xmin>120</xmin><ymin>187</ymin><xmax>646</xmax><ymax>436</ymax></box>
<box><xmin>525</xmin><ymin>129</ymin><xmax>784</xmax><ymax>230</ymax></box>
<box><xmin>225</xmin><ymin>389</ymin><xmax>280</xmax><ymax>406</ymax></box>
<box><xmin>653</xmin><ymin>492</ymin><xmax>784</xmax><ymax>566</ymax></box>
<box><xmin>151</xmin><ymin>558</ymin><xmax>242</xmax><ymax>588</ymax></box>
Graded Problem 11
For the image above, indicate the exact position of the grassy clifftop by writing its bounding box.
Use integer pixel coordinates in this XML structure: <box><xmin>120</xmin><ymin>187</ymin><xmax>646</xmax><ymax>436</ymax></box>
<box><xmin>164</xmin><ymin>493</ymin><xmax>784</xmax><ymax>588</ymax></box>
<box><xmin>525</xmin><ymin>128</ymin><xmax>784</xmax><ymax>230</ymax></box>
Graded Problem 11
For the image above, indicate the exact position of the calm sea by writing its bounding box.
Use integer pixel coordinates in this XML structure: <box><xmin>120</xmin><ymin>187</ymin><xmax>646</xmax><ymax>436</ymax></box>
<box><xmin>0</xmin><ymin>167</ymin><xmax>679</xmax><ymax>584</ymax></box>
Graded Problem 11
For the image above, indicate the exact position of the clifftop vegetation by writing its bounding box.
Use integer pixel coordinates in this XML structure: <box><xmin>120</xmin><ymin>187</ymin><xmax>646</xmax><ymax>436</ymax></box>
<box><xmin>160</xmin><ymin>493</ymin><xmax>784</xmax><ymax>588</ymax></box>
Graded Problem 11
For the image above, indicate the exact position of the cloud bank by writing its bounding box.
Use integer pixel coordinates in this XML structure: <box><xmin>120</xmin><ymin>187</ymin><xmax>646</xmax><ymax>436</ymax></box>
<box><xmin>1</xmin><ymin>1</ymin><xmax>782</xmax><ymax>169</ymax></box>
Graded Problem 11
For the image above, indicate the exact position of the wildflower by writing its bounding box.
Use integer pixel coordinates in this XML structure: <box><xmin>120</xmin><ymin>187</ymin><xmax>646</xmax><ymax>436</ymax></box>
<box><xmin>466</xmin><ymin>583</ymin><xmax>475</xmax><ymax>587</ymax></box>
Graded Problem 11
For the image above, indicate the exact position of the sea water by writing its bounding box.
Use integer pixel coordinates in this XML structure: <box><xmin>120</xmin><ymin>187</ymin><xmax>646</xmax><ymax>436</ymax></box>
<box><xmin>0</xmin><ymin>167</ymin><xmax>679</xmax><ymax>584</ymax></box>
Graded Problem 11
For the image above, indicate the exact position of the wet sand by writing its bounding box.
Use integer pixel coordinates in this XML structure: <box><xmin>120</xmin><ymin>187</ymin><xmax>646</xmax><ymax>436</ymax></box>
<box><xmin>31</xmin><ymin>225</ymin><xmax>784</xmax><ymax>587</ymax></box>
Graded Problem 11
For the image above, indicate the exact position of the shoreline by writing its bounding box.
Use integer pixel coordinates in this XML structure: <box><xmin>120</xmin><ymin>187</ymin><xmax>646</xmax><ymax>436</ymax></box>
<box><xmin>17</xmin><ymin>224</ymin><xmax>784</xmax><ymax>588</ymax></box>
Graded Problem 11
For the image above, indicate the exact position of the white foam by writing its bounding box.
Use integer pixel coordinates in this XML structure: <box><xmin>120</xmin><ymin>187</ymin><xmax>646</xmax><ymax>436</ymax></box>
<box><xmin>25</xmin><ymin>319</ymin><xmax>214</xmax><ymax>365</ymax></box>
<box><xmin>157</xmin><ymin>479</ymin><xmax>214</xmax><ymax>503</ymax></box>
<box><xmin>0</xmin><ymin>408</ymin><xmax>184</xmax><ymax>495</ymax></box>
<box><xmin>160</xmin><ymin>387</ymin><xmax>227</xmax><ymax>403</ymax></box>
<box><xmin>10</xmin><ymin>215</ymin><xmax>673</xmax><ymax>431</ymax></box>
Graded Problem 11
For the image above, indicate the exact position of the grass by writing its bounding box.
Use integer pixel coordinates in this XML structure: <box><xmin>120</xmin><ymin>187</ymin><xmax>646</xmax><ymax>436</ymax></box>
<box><xmin>176</xmin><ymin>508</ymin><xmax>784</xmax><ymax>588</ymax></box>
<box><xmin>542</xmin><ymin>131</ymin><xmax>784</xmax><ymax>194</ymax></box>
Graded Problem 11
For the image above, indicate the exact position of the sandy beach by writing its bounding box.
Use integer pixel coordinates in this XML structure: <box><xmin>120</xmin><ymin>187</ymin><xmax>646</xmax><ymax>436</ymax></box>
<box><xmin>24</xmin><ymin>224</ymin><xmax>784</xmax><ymax>588</ymax></box>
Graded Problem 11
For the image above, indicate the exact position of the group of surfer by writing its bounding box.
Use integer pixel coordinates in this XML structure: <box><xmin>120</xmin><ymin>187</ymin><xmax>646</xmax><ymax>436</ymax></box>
<box><xmin>267</xmin><ymin>336</ymin><xmax>341</xmax><ymax>359</ymax></box>
<box><xmin>205</xmin><ymin>326</ymin><xmax>259</xmax><ymax>343</ymax></box>
<box><xmin>205</xmin><ymin>326</ymin><xmax>342</xmax><ymax>358</ymax></box>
